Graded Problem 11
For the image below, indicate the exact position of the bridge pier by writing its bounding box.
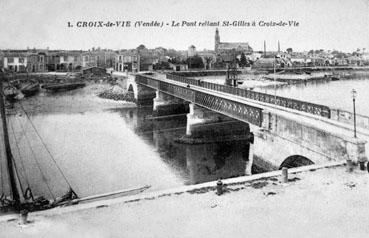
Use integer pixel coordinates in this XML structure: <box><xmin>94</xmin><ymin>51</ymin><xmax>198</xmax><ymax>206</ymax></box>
<box><xmin>185</xmin><ymin>103</ymin><xmax>231</xmax><ymax>136</ymax></box>
<box><xmin>245</xmin><ymin>134</ymin><xmax>254</xmax><ymax>175</ymax></box>
<box><xmin>179</xmin><ymin>104</ymin><xmax>255</xmax><ymax>179</ymax></box>
<box><xmin>185</xmin><ymin>141</ymin><xmax>248</xmax><ymax>184</ymax></box>
<box><xmin>153</xmin><ymin>91</ymin><xmax>189</xmax><ymax>116</ymax></box>
<box><xmin>135</xmin><ymin>84</ymin><xmax>156</xmax><ymax>106</ymax></box>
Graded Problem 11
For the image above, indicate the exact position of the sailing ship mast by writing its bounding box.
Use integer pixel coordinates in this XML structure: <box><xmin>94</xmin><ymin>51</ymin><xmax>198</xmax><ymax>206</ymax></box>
<box><xmin>0</xmin><ymin>71</ymin><xmax>148</xmax><ymax>211</ymax></box>
<box><xmin>0</xmin><ymin>71</ymin><xmax>21</xmax><ymax>210</ymax></box>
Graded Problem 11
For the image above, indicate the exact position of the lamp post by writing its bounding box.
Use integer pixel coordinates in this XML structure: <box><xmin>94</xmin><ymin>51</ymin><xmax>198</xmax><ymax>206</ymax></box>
<box><xmin>351</xmin><ymin>89</ymin><xmax>357</xmax><ymax>138</ymax></box>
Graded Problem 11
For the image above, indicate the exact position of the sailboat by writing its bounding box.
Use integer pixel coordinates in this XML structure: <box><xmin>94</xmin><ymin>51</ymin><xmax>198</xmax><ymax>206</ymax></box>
<box><xmin>0</xmin><ymin>71</ymin><xmax>78</xmax><ymax>213</ymax></box>
<box><xmin>0</xmin><ymin>70</ymin><xmax>150</xmax><ymax>214</ymax></box>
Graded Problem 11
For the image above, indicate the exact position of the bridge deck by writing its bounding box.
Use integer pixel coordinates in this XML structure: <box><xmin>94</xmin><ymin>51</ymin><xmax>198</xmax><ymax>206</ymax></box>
<box><xmin>142</xmin><ymin>73</ymin><xmax>369</xmax><ymax>143</ymax></box>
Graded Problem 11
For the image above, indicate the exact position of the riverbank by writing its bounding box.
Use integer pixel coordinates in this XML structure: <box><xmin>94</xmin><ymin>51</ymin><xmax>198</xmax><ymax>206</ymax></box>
<box><xmin>97</xmin><ymin>84</ymin><xmax>135</xmax><ymax>102</ymax></box>
<box><xmin>9</xmin><ymin>82</ymin><xmax>136</xmax><ymax>115</ymax></box>
<box><xmin>197</xmin><ymin>75</ymin><xmax>286</xmax><ymax>89</ymax></box>
<box><xmin>2</xmin><ymin>162</ymin><xmax>369</xmax><ymax>237</ymax></box>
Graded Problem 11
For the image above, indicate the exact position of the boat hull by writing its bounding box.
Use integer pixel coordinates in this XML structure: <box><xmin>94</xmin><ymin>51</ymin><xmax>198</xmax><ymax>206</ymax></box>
<box><xmin>21</xmin><ymin>83</ymin><xmax>40</xmax><ymax>97</ymax></box>
<box><xmin>42</xmin><ymin>82</ymin><xmax>86</xmax><ymax>92</ymax></box>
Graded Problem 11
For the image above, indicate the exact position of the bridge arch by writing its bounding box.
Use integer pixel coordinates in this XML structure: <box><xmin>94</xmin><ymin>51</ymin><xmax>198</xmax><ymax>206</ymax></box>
<box><xmin>279</xmin><ymin>155</ymin><xmax>314</xmax><ymax>169</ymax></box>
<box><xmin>128</xmin><ymin>84</ymin><xmax>134</xmax><ymax>93</ymax></box>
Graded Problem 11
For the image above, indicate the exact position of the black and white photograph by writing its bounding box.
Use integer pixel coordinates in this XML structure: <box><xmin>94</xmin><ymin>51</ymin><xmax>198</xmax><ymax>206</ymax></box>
<box><xmin>1</xmin><ymin>0</ymin><xmax>369</xmax><ymax>237</ymax></box>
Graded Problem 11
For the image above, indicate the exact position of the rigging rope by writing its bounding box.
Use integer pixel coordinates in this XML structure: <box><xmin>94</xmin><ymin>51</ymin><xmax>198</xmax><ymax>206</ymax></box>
<box><xmin>14</xmin><ymin>114</ymin><xmax>56</xmax><ymax>200</ymax></box>
<box><xmin>0</xmin><ymin>139</ymin><xmax>4</xmax><ymax>195</ymax></box>
<box><xmin>17</xmin><ymin>101</ymin><xmax>75</xmax><ymax>191</ymax></box>
<box><xmin>8</xmin><ymin>116</ymin><xmax>31</xmax><ymax>189</ymax></box>
<box><xmin>11</xmin><ymin>155</ymin><xmax>25</xmax><ymax>198</ymax></box>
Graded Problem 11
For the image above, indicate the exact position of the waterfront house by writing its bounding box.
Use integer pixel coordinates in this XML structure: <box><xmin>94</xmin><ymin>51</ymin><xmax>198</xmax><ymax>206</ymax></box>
<box><xmin>169</xmin><ymin>62</ymin><xmax>188</xmax><ymax>71</ymax></box>
<box><xmin>115</xmin><ymin>50</ymin><xmax>138</xmax><ymax>72</ymax></box>
<box><xmin>3</xmin><ymin>51</ymin><xmax>28</xmax><ymax>72</ymax></box>
<box><xmin>59</xmin><ymin>51</ymin><xmax>83</xmax><ymax>71</ymax></box>
<box><xmin>27</xmin><ymin>51</ymin><xmax>47</xmax><ymax>72</ymax></box>
<box><xmin>82</xmin><ymin>48</ymin><xmax>116</xmax><ymax>69</ymax></box>
<box><xmin>115</xmin><ymin>47</ymin><xmax>161</xmax><ymax>72</ymax></box>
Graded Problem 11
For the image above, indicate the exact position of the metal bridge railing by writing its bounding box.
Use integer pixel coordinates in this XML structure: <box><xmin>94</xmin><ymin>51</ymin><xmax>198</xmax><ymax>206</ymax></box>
<box><xmin>166</xmin><ymin>73</ymin><xmax>331</xmax><ymax>118</ymax></box>
<box><xmin>137</xmin><ymin>74</ymin><xmax>263</xmax><ymax>126</ymax></box>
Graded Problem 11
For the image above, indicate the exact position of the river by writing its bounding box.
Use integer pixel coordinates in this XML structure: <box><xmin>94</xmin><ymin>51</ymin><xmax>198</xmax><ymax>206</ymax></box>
<box><xmin>255</xmin><ymin>71</ymin><xmax>369</xmax><ymax>116</ymax></box>
<box><xmin>0</xmin><ymin>84</ymin><xmax>252</xmax><ymax>201</ymax></box>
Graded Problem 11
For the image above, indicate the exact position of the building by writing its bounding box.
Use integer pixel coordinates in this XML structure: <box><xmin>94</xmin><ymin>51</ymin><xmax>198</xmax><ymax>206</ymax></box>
<box><xmin>27</xmin><ymin>51</ymin><xmax>47</xmax><ymax>72</ymax></box>
<box><xmin>115</xmin><ymin>50</ymin><xmax>139</xmax><ymax>72</ymax></box>
<box><xmin>39</xmin><ymin>49</ymin><xmax>84</xmax><ymax>72</ymax></box>
<box><xmin>82</xmin><ymin>48</ymin><xmax>116</xmax><ymax>68</ymax></box>
<box><xmin>169</xmin><ymin>62</ymin><xmax>188</xmax><ymax>71</ymax></box>
<box><xmin>1</xmin><ymin>49</ymin><xmax>86</xmax><ymax>72</ymax></box>
<box><xmin>115</xmin><ymin>47</ymin><xmax>162</xmax><ymax>72</ymax></box>
<box><xmin>59</xmin><ymin>51</ymin><xmax>83</xmax><ymax>71</ymax></box>
<box><xmin>0</xmin><ymin>51</ymin><xmax>4</xmax><ymax>68</ymax></box>
<box><xmin>188</xmin><ymin>45</ymin><xmax>196</xmax><ymax>57</ymax></box>
<box><xmin>252</xmin><ymin>56</ymin><xmax>289</xmax><ymax>69</ymax></box>
<box><xmin>3</xmin><ymin>51</ymin><xmax>28</xmax><ymax>72</ymax></box>
<box><xmin>213</xmin><ymin>28</ymin><xmax>253</xmax><ymax>68</ymax></box>
<box><xmin>214</xmin><ymin>28</ymin><xmax>253</xmax><ymax>54</ymax></box>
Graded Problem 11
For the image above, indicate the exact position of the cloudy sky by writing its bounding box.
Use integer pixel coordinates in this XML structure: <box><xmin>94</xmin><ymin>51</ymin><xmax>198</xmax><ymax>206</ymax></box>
<box><xmin>0</xmin><ymin>0</ymin><xmax>368</xmax><ymax>52</ymax></box>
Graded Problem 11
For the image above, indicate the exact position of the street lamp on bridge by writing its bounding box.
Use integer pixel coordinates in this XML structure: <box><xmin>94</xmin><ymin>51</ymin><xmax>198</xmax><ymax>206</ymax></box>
<box><xmin>351</xmin><ymin>89</ymin><xmax>357</xmax><ymax>138</ymax></box>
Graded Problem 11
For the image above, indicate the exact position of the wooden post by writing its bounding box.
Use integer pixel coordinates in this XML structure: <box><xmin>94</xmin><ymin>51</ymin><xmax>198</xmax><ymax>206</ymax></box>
<box><xmin>346</xmin><ymin>159</ymin><xmax>353</xmax><ymax>172</ymax></box>
<box><xmin>282</xmin><ymin>167</ymin><xmax>288</xmax><ymax>183</ymax></box>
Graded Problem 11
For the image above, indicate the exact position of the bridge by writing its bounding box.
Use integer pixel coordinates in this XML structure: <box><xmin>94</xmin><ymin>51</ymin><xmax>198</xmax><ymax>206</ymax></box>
<box><xmin>115</xmin><ymin>71</ymin><xmax>368</xmax><ymax>170</ymax></box>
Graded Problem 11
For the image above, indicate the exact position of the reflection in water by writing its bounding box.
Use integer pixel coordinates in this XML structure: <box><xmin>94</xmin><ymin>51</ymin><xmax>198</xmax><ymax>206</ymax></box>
<box><xmin>185</xmin><ymin>141</ymin><xmax>249</xmax><ymax>184</ymax></box>
<box><xmin>117</xmin><ymin>107</ymin><xmax>252</xmax><ymax>185</ymax></box>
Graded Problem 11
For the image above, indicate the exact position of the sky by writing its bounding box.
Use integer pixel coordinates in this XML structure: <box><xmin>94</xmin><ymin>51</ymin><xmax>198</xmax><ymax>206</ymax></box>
<box><xmin>0</xmin><ymin>0</ymin><xmax>368</xmax><ymax>52</ymax></box>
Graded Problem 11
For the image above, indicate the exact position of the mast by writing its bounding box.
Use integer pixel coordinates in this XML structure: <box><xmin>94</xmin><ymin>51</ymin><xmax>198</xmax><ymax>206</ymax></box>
<box><xmin>0</xmin><ymin>72</ymin><xmax>21</xmax><ymax>209</ymax></box>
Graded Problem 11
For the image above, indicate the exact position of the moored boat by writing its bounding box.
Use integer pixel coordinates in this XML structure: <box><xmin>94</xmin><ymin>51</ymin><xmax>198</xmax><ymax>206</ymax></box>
<box><xmin>3</xmin><ymin>85</ymin><xmax>18</xmax><ymax>102</ymax></box>
<box><xmin>20</xmin><ymin>82</ymin><xmax>40</xmax><ymax>97</ymax></box>
<box><xmin>42</xmin><ymin>82</ymin><xmax>86</xmax><ymax>92</ymax></box>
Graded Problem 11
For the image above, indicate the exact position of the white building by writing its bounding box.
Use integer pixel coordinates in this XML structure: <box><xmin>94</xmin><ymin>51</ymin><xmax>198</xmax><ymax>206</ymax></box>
<box><xmin>188</xmin><ymin>45</ymin><xmax>196</xmax><ymax>57</ymax></box>
<box><xmin>3</xmin><ymin>52</ymin><xmax>28</xmax><ymax>72</ymax></box>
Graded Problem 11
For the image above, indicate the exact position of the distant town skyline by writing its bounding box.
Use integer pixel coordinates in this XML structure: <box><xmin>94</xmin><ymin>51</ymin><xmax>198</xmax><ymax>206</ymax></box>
<box><xmin>1</xmin><ymin>0</ymin><xmax>368</xmax><ymax>52</ymax></box>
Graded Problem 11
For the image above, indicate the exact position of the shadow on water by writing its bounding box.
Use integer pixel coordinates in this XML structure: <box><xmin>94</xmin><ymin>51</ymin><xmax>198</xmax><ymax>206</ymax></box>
<box><xmin>111</xmin><ymin>106</ymin><xmax>258</xmax><ymax>185</ymax></box>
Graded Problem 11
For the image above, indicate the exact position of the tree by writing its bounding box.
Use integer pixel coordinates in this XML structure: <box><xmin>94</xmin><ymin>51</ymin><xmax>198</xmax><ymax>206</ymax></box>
<box><xmin>136</xmin><ymin>44</ymin><xmax>146</xmax><ymax>51</ymax></box>
<box><xmin>153</xmin><ymin>61</ymin><xmax>170</xmax><ymax>70</ymax></box>
<box><xmin>286</xmin><ymin>48</ymin><xmax>293</xmax><ymax>54</ymax></box>
<box><xmin>240</xmin><ymin>52</ymin><xmax>247</xmax><ymax>68</ymax></box>
<box><xmin>187</xmin><ymin>55</ymin><xmax>204</xmax><ymax>69</ymax></box>
<box><xmin>204</xmin><ymin>57</ymin><xmax>214</xmax><ymax>70</ymax></box>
